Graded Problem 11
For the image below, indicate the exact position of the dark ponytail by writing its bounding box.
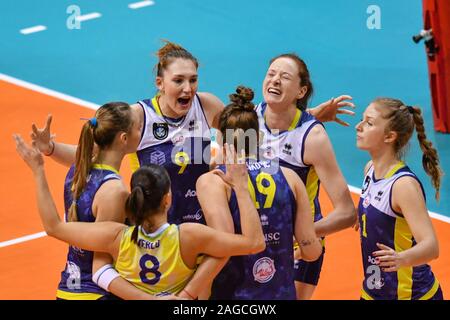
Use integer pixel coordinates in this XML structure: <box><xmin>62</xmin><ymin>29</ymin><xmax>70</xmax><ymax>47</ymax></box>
<box><xmin>125</xmin><ymin>165</ymin><xmax>171</xmax><ymax>243</ymax></box>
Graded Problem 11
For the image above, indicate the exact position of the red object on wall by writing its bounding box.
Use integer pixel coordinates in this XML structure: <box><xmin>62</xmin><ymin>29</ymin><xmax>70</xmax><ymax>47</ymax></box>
<box><xmin>422</xmin><ymin>0</ymin><xmax>450</xmax><ymax>133</ymax></box>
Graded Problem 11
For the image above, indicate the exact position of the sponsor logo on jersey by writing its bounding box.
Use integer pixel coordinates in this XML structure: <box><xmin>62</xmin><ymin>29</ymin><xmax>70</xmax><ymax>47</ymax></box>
<box><xmin>363</xmin><ymin>193</ymin><xmax>371</xmax><ymax>208</ymax></box>
<box><xmin>153</xmin><ymin>123</ymin><xmax>169</xmax><ymax>140</ymax></box>
<box><xmin>260</xmin><ymin>214</ymin><xmax>269</xmax><ymax>226</ymax></box>
<box><xmin>253</xmin><ymin>257</ymin><xmax>276</xmax><ymax>283</ymax></box>
<box><xmin>282</xmin><ymin>143</ymin><xmax>293</xmax><ymax>156</ymax></box>
<box><xmin>375</xmin><ymin>190</ymin><xmax>384</xmax><ymax>201</ymax></box>
<box><xmin>185</xmin><ymin>189</ymin><xmax>197</xmax><ymax>198</ymax></box>
<box><xmin>182</xmin><ymin>209</ymin><xmax>203</xmax><ymax>221</ymax></box>
<box><xmin>264</xmin><ymin>232</ymin><xmax>281</xmax><ymax>245</ymax></box>
<box><xmin>172</xmin><ymin>135</ymin><xmax>185</xmax><ymax>145</ymax></box>
<box><xmin>150</xmin><ymin>150</ymin><xmax>166</xmax><ymax>165</ymax></box>
<box><xmin>188</xmin><ymin>120</ymin><xmax>199</xmax><ymax>131</ymax></box>
<box><xmin>263</xmin><ymin>146</ymin><xmax>275</xmax><ymax>160</ymax></box>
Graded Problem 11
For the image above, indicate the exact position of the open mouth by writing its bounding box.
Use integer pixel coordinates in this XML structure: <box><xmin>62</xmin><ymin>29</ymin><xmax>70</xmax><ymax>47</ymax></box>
<box><xmin>177</xmin><ymin>97</ymin><xmax>191</xmax><ymax>107</ymax></box>
<box><xmin>267</xmin><ymin>88</ymin><xmax>281</xmax><ymax>96</ymax></box>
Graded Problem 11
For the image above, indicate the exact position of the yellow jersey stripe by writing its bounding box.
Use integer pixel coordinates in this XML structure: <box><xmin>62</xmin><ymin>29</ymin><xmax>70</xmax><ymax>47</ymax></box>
<box><xmin>394</xmin><ymin>216</ymin><xmax>413</xmax><ymax>300</ymax></box>
<box><xmin>360</xmin><ymin>288</ymin><xmax>374</xmax><ymax>300</ymax></box>
<box><xmin>92</xmin><ymin>163</ymin><xmax>120</xmax><ymax>174</ymax></box>
<box><xmin>288</xmin><ymin>109</ymin><xmax>302</xmax><ymax>131</ymax></box>
<box><xmin>384</xmin><ymin>161</ymin><xmax>405</xmax><ymax>179</ymax></box>
<box><xmin>129</xmin><ymin>153</ymin><xmax>140</xmax><ymax>173</ymax></box>
<box><xmin>419</xmin><ymin>279</ymin><xmax>440</xmax><ymax>300</ymax></box>
<box><xmin>305</xmin><ymin>167</ymin><xmax>319</xmax><ymax>216</ymax></box>
<box><xmin>151</xmin><ymin>96</ymin><xmax>163</xmax><ymax>116</ymax></box>
<box><xmin>56</xmin><ymin>289</ymin><xmax>103</xmax><ymax>300</ymax></box>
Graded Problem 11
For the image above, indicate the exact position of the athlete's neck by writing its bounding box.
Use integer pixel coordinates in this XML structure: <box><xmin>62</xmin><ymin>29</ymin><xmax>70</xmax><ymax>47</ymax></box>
<box><xmin>95</xmin><ymin>149</ymin><xmax>124</xmax><ymax>172</ymax></box>
<box><xmin>265</xmin><ymin>103</ymin><xmax>298</xmax><ymax>131</ymax></box>
<box><xmin>158</xmin><ymin>95</ymin><xmax>183</xmax><ymax>119</ymax></box>
<box><xmin>142</xmin><ymin>214</ymin><xmax>167</xmax><ymax>233</ymax></box>
<box><xmin>370</xmin><ymin>150</ymin><xmax>401</xmax><ymax>180</ymax></box>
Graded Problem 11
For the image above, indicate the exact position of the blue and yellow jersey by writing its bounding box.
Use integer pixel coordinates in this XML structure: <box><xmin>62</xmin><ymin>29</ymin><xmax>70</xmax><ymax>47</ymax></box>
<box><xmin>57</xmin><ymin>164</ymin><xmax>121</xmax><ymax>300</ymax></box>
<box><xmin>114</xmin><ymin>224</ymin><xmax>195</xmax><ymax>296</ymax></box>
<box><xmin>130</xmin><ymin>95</ymin><xmax>211</xmax><ymax>225</ymax></box>
<box><xmin>256</xmin><ymin>102</ymin><xmax>323</xmax><ymax>224</ymax></box>
<box><xmin>358</xmin><ymin>162</ymin><xmax>440</xmax><ymax>300</ymax></box>
<box><xmin>211</xmin><ymin>159</ymin><xmax>297</xmax><ymax>300</ymax></box>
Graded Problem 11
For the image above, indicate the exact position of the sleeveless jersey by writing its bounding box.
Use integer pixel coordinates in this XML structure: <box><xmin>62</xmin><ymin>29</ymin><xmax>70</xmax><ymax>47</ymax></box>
<box><xmin>256</xmin><ymin>102</ymin><xmax>323</xmax><ymax>223</ymax></box>
<box><xmin>131</xmin><ymin>95</ymin><xmax>211</xmax><ymax>225</ymax></box>
<box><xmin>57</xmin><ymin>164</ymin><xmax>121</xmax><ymax>300</ymax></box>
<box><xmin>210</xmin><ymin>159</ymin><xmax>297</xmax><ymax>300</ymax></box>
<box><xmin>358</xmin><ymin>162</ymin><xmax>440</xmax><ymax>300</ymax></box>
<box><xmin>114</xmin><ymin>224</ymin><xmax>195</xmax><ymax>296</ymax></box>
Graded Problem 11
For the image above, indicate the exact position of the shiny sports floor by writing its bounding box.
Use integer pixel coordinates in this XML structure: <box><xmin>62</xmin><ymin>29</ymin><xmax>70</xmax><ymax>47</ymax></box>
<box><xmin>1</xmin><ymin>0</ymin><xmax>449</xmax><ymax>299</ymax></box>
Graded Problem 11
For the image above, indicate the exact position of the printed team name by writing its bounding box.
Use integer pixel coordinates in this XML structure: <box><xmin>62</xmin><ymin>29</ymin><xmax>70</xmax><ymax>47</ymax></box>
<box><xmin>138</xmin><ymin>239</ymin><xmax>160</xmax><ymax>249</ymax></box>
<box><xmin>246</xmin><ymin>160</ymin><xmax>271</xmax><ymax>171</ymax></box>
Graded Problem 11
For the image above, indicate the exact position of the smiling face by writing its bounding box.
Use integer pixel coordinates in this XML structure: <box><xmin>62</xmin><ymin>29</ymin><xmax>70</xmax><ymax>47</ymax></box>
<box><xmin>262</xmin><ymin>57</ymin><xmax>307</xmax><ymax>110</ymax></box>
<box><xmin>156</xmin><ymin>58</ymin><xmax>198</xmax><ymax>117</ymax></box>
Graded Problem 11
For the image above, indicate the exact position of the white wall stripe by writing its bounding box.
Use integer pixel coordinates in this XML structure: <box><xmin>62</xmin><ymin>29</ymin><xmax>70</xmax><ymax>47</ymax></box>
<box><xmin>0</xmin><ymin>232</ymin><xmax>47</xmax><ymax>248</ymax></box>
<box><xmin>20</xmin><ymin>25</ymin><xmax>47</xmax><ymax>35</ymax></box>
<box><xmin>75</xmin><ymin>12</ymin><xmax>102</xmax><ymax>22</ymax></box>
<box><xmin>128</xmin><ymin>1</ymin><xmax>155</xmax><ymax>9</ymax></box>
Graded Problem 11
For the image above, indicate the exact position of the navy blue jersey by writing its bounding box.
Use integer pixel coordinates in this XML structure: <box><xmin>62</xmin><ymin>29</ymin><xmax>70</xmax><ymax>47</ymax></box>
<box><xmin>130</xmin><ymin>95</ymin><xmax>211</xmax><ymax>225</ymax></box>
<box><xmin>57</xmin><ymin>164</ymin><xmax>121</xmax><ymax>300</ymax></box>
<box><xmin>211</xmin><ymin>159</ymin><xmax>297</xmax><ymax>300</ymax></box>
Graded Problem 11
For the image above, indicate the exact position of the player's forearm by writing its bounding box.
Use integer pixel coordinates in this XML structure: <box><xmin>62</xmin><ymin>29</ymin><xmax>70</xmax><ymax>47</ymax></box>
<box><xmin>180</xmin><ymin>256</ymin><xmax>228</xmax><ymax>300</ymax></box>
<box><xmin>33</xmin><ymin>167</ymin><xmax>63</xmax><ymax>236</ymax></box>
<box><xmin>399</xmin><ymin>239</ymin><xmax>439</xmax><ymax>268</ymax></box>
<box><xmin>234</xmin><ymin>187</ymin><xmax>265</xmax><ymax>252</ymax></box>
<box><xmin>48</xmin><ymin>142</ymin><xmax>77</xmax><ymax>167</ymax></box>
<box><xmin>108</xmin><ymin>277</ymin><xmax>157</xmax><ymax>300</ymax></box>
<box><xmin>314</xmin><ymin>206</ymin><xmax>356</xmax><ymax>237</ymax></box>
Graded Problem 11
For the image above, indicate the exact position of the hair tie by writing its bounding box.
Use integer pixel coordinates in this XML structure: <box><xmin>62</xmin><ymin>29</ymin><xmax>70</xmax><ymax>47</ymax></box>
<box><xmin>406</xmin><ymin>106</ymin><xmax>415</xmax><ymax>115</ymax></box>
<box><xmin>80</xmin><ymin>117</ymin><xmax>98</xmax><ymax>128</ymax></box>
<box><xmin>89</xmin><ymin>117</ymin><xmax>98</xmax><ymax>128</ymax></box>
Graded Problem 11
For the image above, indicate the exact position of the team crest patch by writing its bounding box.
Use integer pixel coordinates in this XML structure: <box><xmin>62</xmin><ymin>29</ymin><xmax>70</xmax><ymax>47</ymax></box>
<box><xmin>253</xmin><ymin>257</ymin><xmax>276</xmax><ymax>283</ymax></box>
<box><xmin>153</xmin><ymin>123</ymin><xmax>169</xmax><ymax>140</ymax></box>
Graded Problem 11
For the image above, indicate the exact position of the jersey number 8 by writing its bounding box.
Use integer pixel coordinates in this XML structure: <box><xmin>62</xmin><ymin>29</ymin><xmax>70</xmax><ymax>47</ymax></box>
<box><xmin>139</xmin><ymin>254</ymin><xmax>162</xmax><ymax>285</ymax></box>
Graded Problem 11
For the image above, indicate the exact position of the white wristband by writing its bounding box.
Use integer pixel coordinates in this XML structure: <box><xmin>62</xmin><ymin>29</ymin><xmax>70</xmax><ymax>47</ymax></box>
<box><xmin>92</xmin><ymin>264</ymin><xmax>120</xmax><ymax>292</ymax></box>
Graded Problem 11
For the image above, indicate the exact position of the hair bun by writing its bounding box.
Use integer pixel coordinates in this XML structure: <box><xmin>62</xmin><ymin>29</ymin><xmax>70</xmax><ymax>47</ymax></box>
<box><xmin>157</xmin><ymin>40</ymin><xmax>185</xmax><ymax>59</ymax></box>
<box><xmin>229</xmin><ymin>86</ymin><xmax>255</xmax><ymax>111</ymax></box>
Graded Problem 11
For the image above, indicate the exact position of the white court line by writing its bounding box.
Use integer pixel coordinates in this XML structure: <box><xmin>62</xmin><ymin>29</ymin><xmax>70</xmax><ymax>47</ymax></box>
<box><xmin>75</xmin><ymin>12</ymin><xmax>102</xmax><ymax>22</ymax></box>
<box><xmin>0</xmin><ymin>232</ymin><xmax>47</xmax><ymax>248</ymax></box>
<box><xmin>128</xmin><ymin>0</ymin><xmax>155</xmax><ymax>9</ymax></box>
<box><xmin>20</xmin><ymin>25</ymin><xmax>47</xmax><ymax>35</ymax></box>
<box><xmin>0</xmin><ymin>73</ymin><xmax>99</xmax><ymax>110</ymax></box>
<box><xmin>1</xmin><ymin>72</ymin><xmax>449</xmax><ymax>249</ymax></box>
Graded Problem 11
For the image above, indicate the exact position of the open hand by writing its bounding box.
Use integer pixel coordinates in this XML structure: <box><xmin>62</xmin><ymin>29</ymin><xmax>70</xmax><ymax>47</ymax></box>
<box><xmin>31</xmin><ymin>114</ymin><xmax>55</xmax><ymax>155</ymax></box>
<box><xmin>310</xmin><ymin>95</ymin><xmax>355</xmax><ymax>126</ymax></box>
<box><xmin>14</xmin><ymin>134</ymin><xmax>44</xmax><ymax>173</ymax></box>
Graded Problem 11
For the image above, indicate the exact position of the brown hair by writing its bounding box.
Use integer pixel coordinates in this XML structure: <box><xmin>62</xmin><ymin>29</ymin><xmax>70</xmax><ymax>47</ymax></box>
<box><xmin>270</xmin><ymin>53</ymin><xmax>313</xmax><ymax>111</ymax></box>
<box><xmin>155</xmin><ymin>40</ymin><xmax>199</xmax><ymax>77</ymax></box>
<box><xmin>374</xmin><ymin>98</ymin><xmax>443</xmax><ymax>200</ymax></box>
<box><xmin>218</xmin><ymin>86</ymin><xmax>259</xmax><ymax>157</ymax></box>
<box><xmin>68</xmin><ymin>102</ymin><xmax>133</xmax><ymax>222</ymax></box>
<box><xmin>125</xmin><ymin>165</ymin><xmax>171</xmax><ymax>243</ymax></box>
